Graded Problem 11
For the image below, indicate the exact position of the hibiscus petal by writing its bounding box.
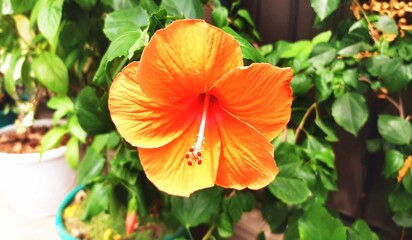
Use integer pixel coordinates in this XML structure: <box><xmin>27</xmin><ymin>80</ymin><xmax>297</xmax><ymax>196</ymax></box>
<box><xmin>213</xmin><ymin>104</ymin><xmax>279</xmax><ymax>190</ymax></box>
<box><xmin>137</xmin><ymin>19</ymin><xmax>243</xmax><ymax>106</ymax></box>
<box><xmin>210</xmin><ymin>63</ymin><xmax>293</xmax><ymax>141</ymax></box>
<box><xmin>138</xmin><ymin>102</ymin><xmax>221</xmax><ymax>197</ymax></box>
<box><xmin>108</xmin><ymin>62</ymin><xmax>199</xmax><ymax>148</ymax></box>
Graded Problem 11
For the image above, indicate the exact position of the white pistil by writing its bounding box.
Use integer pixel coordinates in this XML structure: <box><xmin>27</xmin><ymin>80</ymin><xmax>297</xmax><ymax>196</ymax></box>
<box><xmin>195</xmin><ymin>94</ymin><xmax>211</xmax><ymax>148</ymax></box>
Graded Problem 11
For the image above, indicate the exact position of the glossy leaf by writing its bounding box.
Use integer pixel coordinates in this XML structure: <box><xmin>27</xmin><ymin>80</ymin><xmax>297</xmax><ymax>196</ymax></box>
<box><xmin>310</xmin><ymin>0</ymin><xmax>340</xmax><ymax>21</ymax></box>
<box><xmin>37</xmin><ymin>0</ymin><xmax>63</xmax><ymax>45</ymax></box>
<box><xmin>40</xmin><ymin>127</ymin><xmax>68</xmax><ymax>154</ymax></box>
<box><xmin>378</xmin><ymin>115</ymin><xmax>412</xmax><ymax>145</ymax></box>
<box><xmin>374</xmin><ymin>15</ymin><xmax>398</xmax><ymax>34</ymax></box>
<box><xmin>393</xmin><ymin>210</ymin><xmax>412</xmax><ymax>227</ymax></box>
<box><xmin>347</xmin><ymin>219</ymin><xmax>379</xmax><ymax>240</ymax></box>
<box><xmin>76</xmin><ymin>87</ymin><xmax>114</xmax><ymax>135</ymax></box>
<box><xmin>315</xmin><ymin>118</ymin><xmax>339</xmax><ymax>142</ymax></box>
<box><xmin>298</xmin><ymin>205</ymin><xmax>346</xmax><ymax>240</ymax></box>
<box><xmin>222</xmin><ymin>26</ymin><xmax>265</xmax><ymax>62</ymax></box>
<box><xmin>388</xmin><ymin>188</ymin><xmax>412</xmax><ymax>211</ymax></box>
<box><xmin>268</xmin><ymin>177</ymin><xmax>311</xmax><ymax>205</ymax></box>
<box><xmin>291</xmin><ymin>74</ymin><xmax>312</xmax><ymax>95</ymax></box>
<box><xmin>384</xmin><ymin>150</ymin><xmax>404</xmax><ymax>178</ymax></box>
<box><xmin>65</xmin><ymin>136</ymin><xmax>79</xmax><ymax>170</ymax></box>
<box><xmin>171</xmin><ymin>188</ymin><xmax>222</xmax><ymax>227</ymax></box>
<box><xmin>77</xmin><ymin>147</ymin><xmax>106</xmax><ymax>184</ymax></box>
<box><xmin>211</xmin><ymin>6</ymin><xmax>228</xmax><ymax>28</ymax></box>
<box><xmin>82</xmin><ymin>183</ymin><xmax>112</xmax><ymax>221</ymax></box>
<box><xmin>332</xmin><ymin>92</ymin><xmax>368</xmax><ymax>136</ymax></box>
<box><xmin>32</xmin><ymin>52</ymin><xmax>69</xmax><ymax>95</ymax></box>
<box><xmin>103</xmin><ymin>6</ymin><xmax>149</xmax><ymax>41</ymax></box>
<box><xmin>217</xmin><ymin>212</ymin><xmax>233</xmax><ymax>238</ymax></box>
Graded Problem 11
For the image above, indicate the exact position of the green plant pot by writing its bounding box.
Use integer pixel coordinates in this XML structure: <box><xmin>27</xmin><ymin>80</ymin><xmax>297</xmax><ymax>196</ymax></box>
<box><xmin>56</xmin><ymin>185</ymin><xmax>186</xmax><ymax>240</ymax></box>
<box><xmin>55</xmin><ymin>185</ymin><xmax>84</xmax><ymax>240</ymax></box>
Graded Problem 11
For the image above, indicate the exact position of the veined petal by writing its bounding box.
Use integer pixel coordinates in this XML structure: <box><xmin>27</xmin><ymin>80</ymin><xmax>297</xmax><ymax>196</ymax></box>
<box><xmin>137</xmin><ymin>19</ymin><xmax>243</xmax><ymax>106</ymax></box>
<box><xmin>213</xmin><ymin>104</ymin><xmax>279</xmax><ymax>190</ymax></box>
<box><xmin>138</xmin><ymin>103</ymin><xmax>221</xmax><ymax>197</ymax></box>
<box><xmin>210</xmin><ymin>63</ymin><xmax>293</xmax><ymax>141</ymax></box>
<box><xmin>108</xmin><ymin>62</ymin><xmax>200</xmax><ymax>148</ymax></box>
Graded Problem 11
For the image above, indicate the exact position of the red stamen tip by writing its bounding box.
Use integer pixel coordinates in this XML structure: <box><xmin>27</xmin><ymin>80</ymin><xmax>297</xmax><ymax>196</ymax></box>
<box><xmin>185</xmin><ymin>154</ymin><xmax>190</xmax><ymax>159</ymax></box>
<box><xmin>187</xmin><ymin>161</ymin><xmax>193</xmax><ymax>166</ymax></box>
<box><xmin>189</xmin><ymin>148</ymin><xmax>194</xmax><ymax>152</ymax></box>
<box><xmin>197</xmin><ymin>152</ymin><xmax>202</xmax><ymax>157</ymax></box>
<box><xmin>197</xmin><ymin>160</ymin><xmax>202</xmax><ymax>165</ymax></box>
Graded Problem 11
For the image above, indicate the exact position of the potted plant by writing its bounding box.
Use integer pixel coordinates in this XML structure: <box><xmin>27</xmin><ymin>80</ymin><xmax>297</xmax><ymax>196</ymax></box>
<box><xmin>0</xmin><ymin>1</ymin><xmax>95</xmax><ymax>217</ymax></box>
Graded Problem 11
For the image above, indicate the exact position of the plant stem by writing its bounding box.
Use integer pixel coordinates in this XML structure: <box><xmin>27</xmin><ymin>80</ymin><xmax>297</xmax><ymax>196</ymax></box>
<box><xmin>202</xmin><ymin>224</ymin><xmax>215</xmax><ymax>240</ymax></box>
<box><xmin>295</xmin><ymin>103</ymin><xmax>317</xmax><ymax>142</ymax></box>
<box><xmin>185</xmin><ymin>225</ymin><xmax>194</xmax><ymax>240</ymax></box>
<box><xmin>399</xmin><ymin>94</ymin><xmax>405</xmax><ymax>118</ymax></box>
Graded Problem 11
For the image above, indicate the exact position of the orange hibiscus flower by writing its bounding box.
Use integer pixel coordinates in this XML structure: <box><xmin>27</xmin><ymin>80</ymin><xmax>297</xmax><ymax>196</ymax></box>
<box><xmin>108</xmin><ymin>19</ymin><xmax>293</xmax><ymax>197</ymax></box>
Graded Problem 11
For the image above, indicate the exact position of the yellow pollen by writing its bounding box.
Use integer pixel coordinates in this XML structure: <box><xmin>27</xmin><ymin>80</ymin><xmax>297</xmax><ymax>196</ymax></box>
<box><xmin>186</xmin><ymin>94</ymin><xmax>211</xmax><ymax>167</ymax></box>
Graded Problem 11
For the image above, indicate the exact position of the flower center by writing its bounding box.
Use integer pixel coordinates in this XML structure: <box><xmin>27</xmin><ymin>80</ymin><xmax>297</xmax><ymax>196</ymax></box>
<box><xmin>186</xmin><ymin>94</ymin><xmax>211</xmax><ymax>166</ymax></box>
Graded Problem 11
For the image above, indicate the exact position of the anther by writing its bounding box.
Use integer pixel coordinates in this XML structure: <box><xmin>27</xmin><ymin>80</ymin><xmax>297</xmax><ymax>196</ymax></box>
<box><xmin>189</xmin><ymin>148</ymin><xmax>194</xmax><ymax>152</ymax></box>
<box><xmin>197</xmin><ymin>152</ymin><xmax>202</xmax><ymax>157</ymax></box>
<box><xmin>187</xmin><ymin>161</ymin><xmax>193</xmax><ymax>166</ymax></box>
<box><xmin>198</xmin><ymin>160</ymin><xmax>202</xmax><ymax>165</ymax></box>
<box><xmin>185</xmin><ymin>154</ymin><xmax>190</xmax><ymax>159</ymax></box>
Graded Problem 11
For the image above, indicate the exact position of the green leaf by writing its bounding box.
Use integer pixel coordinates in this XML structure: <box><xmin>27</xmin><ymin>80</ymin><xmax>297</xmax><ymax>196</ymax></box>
<box><xmin>6</xmin><ymin>0</ymin><xmax>37</xmax><ymax>13</ymax></box>
<box><xmin>315</xmin><ymin>118</ymin><xmax>339</xmax><ymax>142</ymax></box>
<box><xmin>268</xmin><ymin>176</ymin><xmax>311</xmax><ymax>205</ymax></box>
<box><xmin>384</xmin><ymin>150</ymin><xmax>404</xmax><ymax>178</ymax></box>
<box><xmin>304</xmin><ymin>135</ymin><xmax>335</xmax><ymax>168</ymax></box>
<box><xmin>314</xmin><ymin>68</ymin><xmax>333</xmax><ymax>102</ymax></box>
<box><xmin>393</xmin><ymin>210</ymin><xmax>412</xmax><ymax>227</ymax></box>
<box><xmin>171</xmin><ymin>188</ymin><xmax>222</xmax><ymax>227</ymax></box>
<box><xmin>147</xmin><ymin>9</ymin><xmax>167</xmax><ymax>37</ymax></box>
<box><xmin>40</xmin><ymin>127</ymin><xmax>68</xmax><ymax>153</ymax></box>
<box><xmin>347</xmin><ymin>219</ymin><xmax>379</xmax><ymax>240</ymax></box>
<box><xmin>343</xmin><ymin>68</ymin><xmax>359</xmax><ymax>89</ymax></box>
<box><xmin>32</xmin><ymin>52</ymin><xmax>68</xmax><ymax>95</ymax></box>
<box><xmin>291</xmin><ymin>74</ymin><xmax>312</xmax><ymax>95</ymax></box>
<box><xmin>68</xmin><ymin>115</ymin><xmax>87</xmax><ymax>143</ymax></box>
<box><xmin>65</xmin><ymin>136</ymin><xmax>79</xmax><ymax>170</ymax></box>
<box><xmin>76</xmin><ymin>87</ymin><xmax>114</xmax><ymax>135</ymax></box>
<box><xmin>262</xmin><ymin>199</ymin><xmax>288</xmax><ymax>233</ymax></box>
<box><xmin>388</xmin><ymin>188</ymin><xmax>412</xmax><ymax>211</ymax></box>
<box><xmin>378</xmin><ymin>114</ymin><xmax>412</xmax><ymax>145</ymax></box>
<box><xmin>312</xmin><ymin>31</ymin><xmax>332</xmax><ymax>45</ymax></box>
<box><xmin>211</xmin><ymin>6</ymin><xmax>228</xmax><ymax>28</ymax></box>
<box><xmin>91</xmin><ymin>131</ymin><xmax>121</xmax><ymax>152</ymax></box>
<box><xmin>237</xmin><ymin>9</ymin><xmax>255</xmax><ymax>26</ymax></box>
<box><xmin>82</xmin><ymin>183</ymin><xmax>112</xmax><ymax>221</ymax></box>
<box><xmin>398</xmin><ymin>41</ymin><xmax>412</xmax><ymax>61</ymax></box>
<box><xmin>223</xmin><ymin>193</ymin><xmax>243</xmax><ymax>222</ymax></box>
<box><xmin>374</xmin><ymin>15</ymin><xmax>398</xmax><ymax>35</ymax></box>
<box><xmin>380</xmin><ymin>58</ymin><xmax>412</xmax><ymax>92</ymax></box>
<box><xmin>298</xmin><ymin>205</ymin><xmax>346</xmax><ymax>240</ymax></box>
<box><xmin>47</xmin><ymin>96</ymin><xmax>74</xmax><ymax>124</ymax></box>
<box><xmin>366</xmin><ymin>55</ymin><xmax>390</xmax><ymax>77</ymax></box>
<box><xmin>403</xmin><ymin>170</ymin><xmax>412</xmax><ymax>193</ymax></box>
<box><xmin>222</xmin><ymin>26</ymin><xmax>265</xmax><ymax>62</ymax></box>
<box><xmin>103</xmin><ymin>6</ymin><xmax>149</xmax><ymax>41</ymax></box>
<box><xmin>37</xmin><ymin>0</ymin><xmax>63</xmax><ymax>45</ymax></box>
<box><xmin>161</xmin><ymin>0</ymin><xmax>203</xmax><ymax>18</ymax></box>
<box><xmin>217</xmin><ymin>212</ymin><xmax>233</xmax><ymax>238</ymax></box>
<box><xmin>280</xmin><ymin>40</ymin><xmax>312</xmax><ymax>59</ymax></box>
<box><xmin>77</xmin><ymin>147</ymin><xmax>106</xmax><ymax>184</ymax></box>
<box><xmin>310</xmin><ymin>0</ymin><xmax>340</xmax><ymax>21</ymax></box>
<box><xmin>332</xmin><ymin>92</ymin><xmax>368</xmax><ymax>136</ymax></box>
<box><xmin>107</xmin><ymin>30</ymin><xmax>142</xmax><ymax>61</ymax></box>
<box><xmin>237</xmin><ymin>190</ymin><xmax>256</xmax><ymax>212</ymax></box>
<box><xmin>309</xmin><ymin>43</ymin><xmax>337</xmax><ymax>66</ymax></box>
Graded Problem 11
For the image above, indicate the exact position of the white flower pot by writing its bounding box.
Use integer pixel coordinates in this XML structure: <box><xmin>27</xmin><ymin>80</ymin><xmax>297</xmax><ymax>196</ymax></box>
<box><xmin>0</xmin><ymin>119</ymin><xmax>76</xmax><ymax>218</ymax></box>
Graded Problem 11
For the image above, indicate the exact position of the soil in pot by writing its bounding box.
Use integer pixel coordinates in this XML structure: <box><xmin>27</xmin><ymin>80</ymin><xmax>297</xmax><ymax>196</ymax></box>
<box><xmin>0</xmin><ymin>125</ymin><xmax>68</xmax><ymax>153</ymax></box>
